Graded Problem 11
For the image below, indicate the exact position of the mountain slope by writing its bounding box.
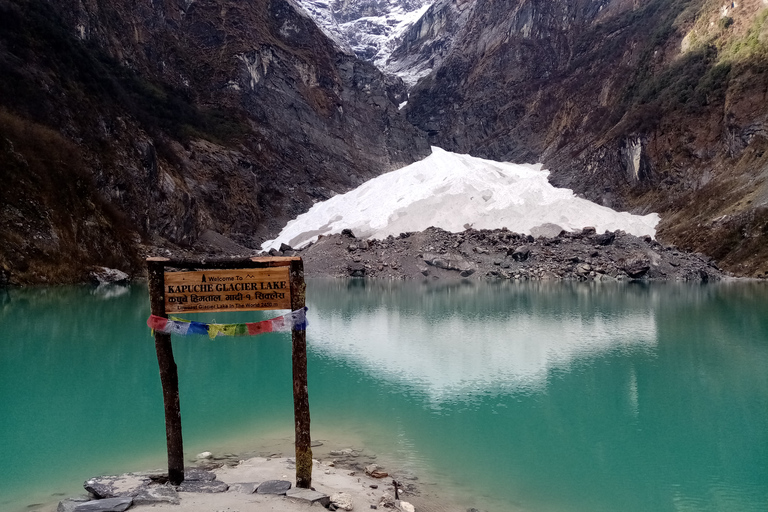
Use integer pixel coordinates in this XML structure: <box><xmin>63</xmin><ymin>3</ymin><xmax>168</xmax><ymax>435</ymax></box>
<box><xmin>0</xmin><ymin>0</ymin><xmax>430</xmax><ymax>283</ymax></box>
<box><xmin>405</xmin><ymin>0</ymin><xmax>768</xmax><ymax>277</ymax></box>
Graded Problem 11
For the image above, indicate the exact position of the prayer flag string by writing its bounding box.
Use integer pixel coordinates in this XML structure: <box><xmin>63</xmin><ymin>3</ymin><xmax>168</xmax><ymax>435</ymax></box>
<box><xmin>147</xmin><ymin>307</ymin><xmax>308</xmax><ymax>339</ymax></box>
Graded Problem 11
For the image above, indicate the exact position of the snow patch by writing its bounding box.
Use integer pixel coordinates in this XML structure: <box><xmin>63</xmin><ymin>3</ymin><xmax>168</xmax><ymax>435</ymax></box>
<box><xmin>262</xmin><ymin>147</ymin><xmax>659</xmax><ymax>251</ymax></box>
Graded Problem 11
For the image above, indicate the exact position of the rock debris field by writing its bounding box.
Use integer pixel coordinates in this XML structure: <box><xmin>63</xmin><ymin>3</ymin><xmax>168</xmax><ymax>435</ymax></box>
<box><xmin>271</xmin><ymin>226</ymin><xmax>725</xmax><ymax>282</ymax></box>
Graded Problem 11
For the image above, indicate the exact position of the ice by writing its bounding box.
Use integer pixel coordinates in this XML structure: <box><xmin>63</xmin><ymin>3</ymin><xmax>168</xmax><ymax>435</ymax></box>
<box><xmin>262</xmin><ymin>147</ymin><xmax>659</xmax><ymax>251</ymax></box>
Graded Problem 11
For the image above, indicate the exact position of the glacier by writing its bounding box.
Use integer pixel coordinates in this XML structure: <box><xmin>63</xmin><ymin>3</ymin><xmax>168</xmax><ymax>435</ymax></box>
<box><xmin>262</xmin><ymin>147</ymin><xmax>659</xmax><ymax>251</ymax></box>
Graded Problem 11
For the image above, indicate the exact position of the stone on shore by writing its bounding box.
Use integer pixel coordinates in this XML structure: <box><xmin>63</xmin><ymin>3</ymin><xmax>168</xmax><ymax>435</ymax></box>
<box><xmin>330</xmin><ymin>491</ymin><xmax>354</xmax><ymax>510</ymax></box>
<box><xmin>57</xmin><ymin>498</ymin><xmax>91</xmax><ymax>512</ymax></box>
<box><xmin>84</xmin><ymin>474</ymin><xmax>152</xmax><ymax>499</ymax></box>
<box><xmin>73</xmin><ymin>497</ymin><xmax>133</xmax><ymax>512</ymax></box>
<box><xmin>89</xmin><ymin>267</ymin><xmax>130</xmax><ymax>285</ymax></box>
<box><xmin>132</xmin><ymin>486</ymin><xmax>179</xmax><ymax>506</ymax></box>
<box><xmin>177</xmin><ymin>480</ymin><xmax>229</xmax><ymax>493</ymax></box>
<box><xmin>184</xmin><ymin>468</ymin><xmax>217</xmax><ymax>482</ymax></box>
<box><xmin>256</xmin><ymin>479</ymin><xmax>292</xmax><ymax>495</ymax></box>
<box><xmin>227</xmin><ymin>482</ymin><xmax>258</xmax><ymax>494</ymax></box>
<box><xmin>285</xmin><ymin>487</ymin><xmax>331</xmax><ymax>506</ymax></box>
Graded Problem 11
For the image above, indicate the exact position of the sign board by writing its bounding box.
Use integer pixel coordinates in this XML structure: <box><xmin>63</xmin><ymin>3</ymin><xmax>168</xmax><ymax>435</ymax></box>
<box><xmin>164</xmin><ymin>267</ymin><xmax>291</xmax><ymax>313</ymax></box>
<box><xmin>147</xmin><ymin>256</ymin><xmax>311</xmax><ymax>489</ymax></box>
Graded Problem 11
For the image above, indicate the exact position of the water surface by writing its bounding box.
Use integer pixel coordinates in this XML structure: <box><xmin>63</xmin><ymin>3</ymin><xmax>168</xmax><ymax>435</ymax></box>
<box><xmin>0</xmin><ymin>280</ymin><xmax>766</xmax><ymax>511</ymax></box>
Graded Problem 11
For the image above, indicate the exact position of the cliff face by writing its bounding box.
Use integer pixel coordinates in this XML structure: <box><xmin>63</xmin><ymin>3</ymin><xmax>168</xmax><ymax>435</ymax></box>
<box><xmin>405</xmin><ymin>0</ymin><xmax>768</xmax><ymax>277</ymax></box>
<box><xmin>0</xmin><ymin>0</ymin><xmax>429</xmax><ymax>283</ymax></box>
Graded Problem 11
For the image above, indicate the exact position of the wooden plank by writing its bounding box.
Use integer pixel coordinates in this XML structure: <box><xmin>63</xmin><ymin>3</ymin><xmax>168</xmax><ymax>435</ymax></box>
<box><xmin>164</xmin><ymin>267</ymin><xmax>291</xmax><ymax>313</ymax></box>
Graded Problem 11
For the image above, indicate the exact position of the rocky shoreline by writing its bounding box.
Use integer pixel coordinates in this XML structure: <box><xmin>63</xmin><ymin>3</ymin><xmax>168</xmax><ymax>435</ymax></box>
<box><xmin>271</xmin><ymin>226</ymin><xmax>726</xmax><ymax>282</ymax></box>
<box><xmin>53</xmin><ymin>449</ymin><xmax>449</xmax><ymax>512</ymax></box>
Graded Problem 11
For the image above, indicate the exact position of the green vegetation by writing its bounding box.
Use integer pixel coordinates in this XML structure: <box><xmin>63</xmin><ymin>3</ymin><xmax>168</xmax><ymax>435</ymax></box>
<box><xmin>721</xmin><ymin>8</ymin><xmax>768</xmax><ymax>62</ymax></box>
<box><xmin>590</xmin><ymin>1</ymin><xmax>768</xmax><ymax>134</ymax></box>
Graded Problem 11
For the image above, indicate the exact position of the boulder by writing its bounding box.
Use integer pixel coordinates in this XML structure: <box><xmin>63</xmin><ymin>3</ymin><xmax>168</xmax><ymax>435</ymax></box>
<box><xmin>348</xmin><ymin>262</ymin><xmax>366</xmax><ymax>277</ymax></box>
<box><xmin>422</xmin><ymin>252</ymin><xmax>473</xmax><ymax>272</ymax></box>
<box><xmin>510</xmin><ymin>246</ymin><xmax>530</xmax><ymax>261</ymax></box>
<box><xmin>623</xmin><ymin>257</ymin><xmax>650</xmax><ymax>278</ymax></box>
<box><xmin>89</xmin><ymin>267</ymin><xmax>129</xmax><ymax>285</ymax></box>
<box><xmin>594</xmin><ymin>232</ymin><xmax>616</xmax><ymax>246</ymax></box>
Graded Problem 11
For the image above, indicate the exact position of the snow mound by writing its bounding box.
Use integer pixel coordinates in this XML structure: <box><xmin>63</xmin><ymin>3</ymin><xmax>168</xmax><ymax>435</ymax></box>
<box><xmin>262</xmin><ymin>147</ymin><xmax>659</xmax><ymax>251</ymax></box>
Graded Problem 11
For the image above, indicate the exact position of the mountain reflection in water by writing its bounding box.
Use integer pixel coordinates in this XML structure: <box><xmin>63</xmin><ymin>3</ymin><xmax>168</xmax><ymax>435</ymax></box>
<box><xmin>308</xmin><ymin>280</ymin><xmax>658</xmax><ymax>402</ymax></box>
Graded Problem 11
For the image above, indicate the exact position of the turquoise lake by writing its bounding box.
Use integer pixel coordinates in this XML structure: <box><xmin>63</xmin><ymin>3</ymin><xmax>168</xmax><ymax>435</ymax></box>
<box><xmin>1</xmin><ymin>280</ymin><xmax>766</xmax><ymax>511</ymax></box>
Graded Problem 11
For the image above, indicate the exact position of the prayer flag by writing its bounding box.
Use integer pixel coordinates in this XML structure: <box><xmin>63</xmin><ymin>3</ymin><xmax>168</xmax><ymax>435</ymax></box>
<box><xmin>147</xmin><ymin>307</ymin><xmax>308</xmax><ymax>338</ymax></box>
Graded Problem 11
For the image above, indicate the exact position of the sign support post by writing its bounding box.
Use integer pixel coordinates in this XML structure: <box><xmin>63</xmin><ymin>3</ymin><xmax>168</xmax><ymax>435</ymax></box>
<box><xmin>290</xmin><ymin>258</ymin><xmax>312</xmax><ymax>488</ymax></box>
<box><xmin>145</xmin><ymin>256</ymin><xmax>311</xmax><ymax>488</ymax></box>
<box><xmin>147</xmin><ymin>257</ymin><xmax>185</xmax><ymax>485</ymax></box>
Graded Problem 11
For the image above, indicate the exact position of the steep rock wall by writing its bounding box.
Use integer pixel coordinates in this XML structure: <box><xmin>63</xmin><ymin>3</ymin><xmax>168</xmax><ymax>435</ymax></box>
<box><xmin>0</xmin><ymin>0</ymin><xmax>430</xmax><ymax>283</ymax></box>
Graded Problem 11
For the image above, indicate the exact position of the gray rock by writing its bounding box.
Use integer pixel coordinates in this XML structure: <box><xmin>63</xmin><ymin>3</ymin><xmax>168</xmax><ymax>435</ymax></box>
<box><xmin>594</xmin><ymin>232</ymin><xmax>616</xmax><ymax>246</ymax></box>
<box><xmin>348</xmin><ymin>262</ymin><xmax>366</xmax><ymax>277</ymax></box>
<box><xmin>279</xmin><ymin>243</ymin><xmax>293</xmax><ymax>252</ymax></box>
<box><xmin>422</xmin><ymin>252</ymin><xmax>472</xmax><ymax>272</ymax></box>
<box><xmin>286</xmin><ymin>487</ymin><xmax>331</xmax><ymax>506</ymax></box>
<box><xmin>73</xmin><ymin>497</ymin><xmax>133</xmax><ymax>512</ymax></box>
<box><xmin>511</xmin><ymin>246</ymin><xmax>531</xmax><ymax>261</ymax></box>
<box><xmin>177</xmin><ymin>480</ymin><xmax>229</xmax><ymax>493</ymax></box>
<box><xmin>132</xmin><ymin>485</ymin><xmax>179</xmax><ymax>505</ymax></box>
<box><xmin>84</xmin><ymin>475</ymin><xmax>151</xmax><ymax>499</ymax></box>
<box><xmin>89</xmin><ymin>267</ymin><xmax>130</xmax><ymax>285</ymax></box>
<box><xmin>330</xmin><ymin>491</ymin><xmax>354</xmax><ymax>510</ymax></box>
<box><xmin>256</xmin><ymin>480</ymin><xmax>292</xmax><ymax>495</ymax></box>
<box><xmin>184</xmin><ymin>468</ymin><xmax>217</xmax><ymax>482</ymax></box>
<box><xmin>623</xmin><ymin>258</ymin><xmax>650</xmax><ymax>278</ymax></box>
<box><xmin>460</xmin><ymin>268</ymin><xmax>476</xmax><ymax>277</ymax></box>
<box><xmin>228</xmin><ymin>482</ymin><xmax>259</xmax><ymax>494</ymax></box>
<box><xmin>58</xmin><ymin>498</ymin><xmax>91</xmax><ymax>512</ymax></box>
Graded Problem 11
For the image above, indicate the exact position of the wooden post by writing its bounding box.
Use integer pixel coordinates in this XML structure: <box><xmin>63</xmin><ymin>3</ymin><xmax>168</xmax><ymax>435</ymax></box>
<box><xmin>147</xmin><ymin>257</ymin><xmax>185</xmax><ymax>485</ymax></box>
<box><xmin>290</xmin><ymin>259</ymin><xmax>312</xmax><ymax>488</ymax></box>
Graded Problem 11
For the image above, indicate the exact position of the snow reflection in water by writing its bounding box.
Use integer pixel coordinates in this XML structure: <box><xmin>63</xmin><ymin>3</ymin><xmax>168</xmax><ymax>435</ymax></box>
<box><xmin>308</xmin><ymin>280</ymin><xmax>657</xmax><ymax>402</ymax></box>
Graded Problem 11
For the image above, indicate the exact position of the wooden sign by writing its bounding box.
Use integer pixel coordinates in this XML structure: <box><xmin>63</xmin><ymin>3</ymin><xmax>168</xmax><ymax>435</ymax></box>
<box><xmin>164</xmin><ymin>267</ymin><xmax>291</xmax><ymax>313</ymax></box>
<box><xmin>147</xmin><ymin>256</ymin><xmax>311</xmax><ymax>489</ymax></box>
